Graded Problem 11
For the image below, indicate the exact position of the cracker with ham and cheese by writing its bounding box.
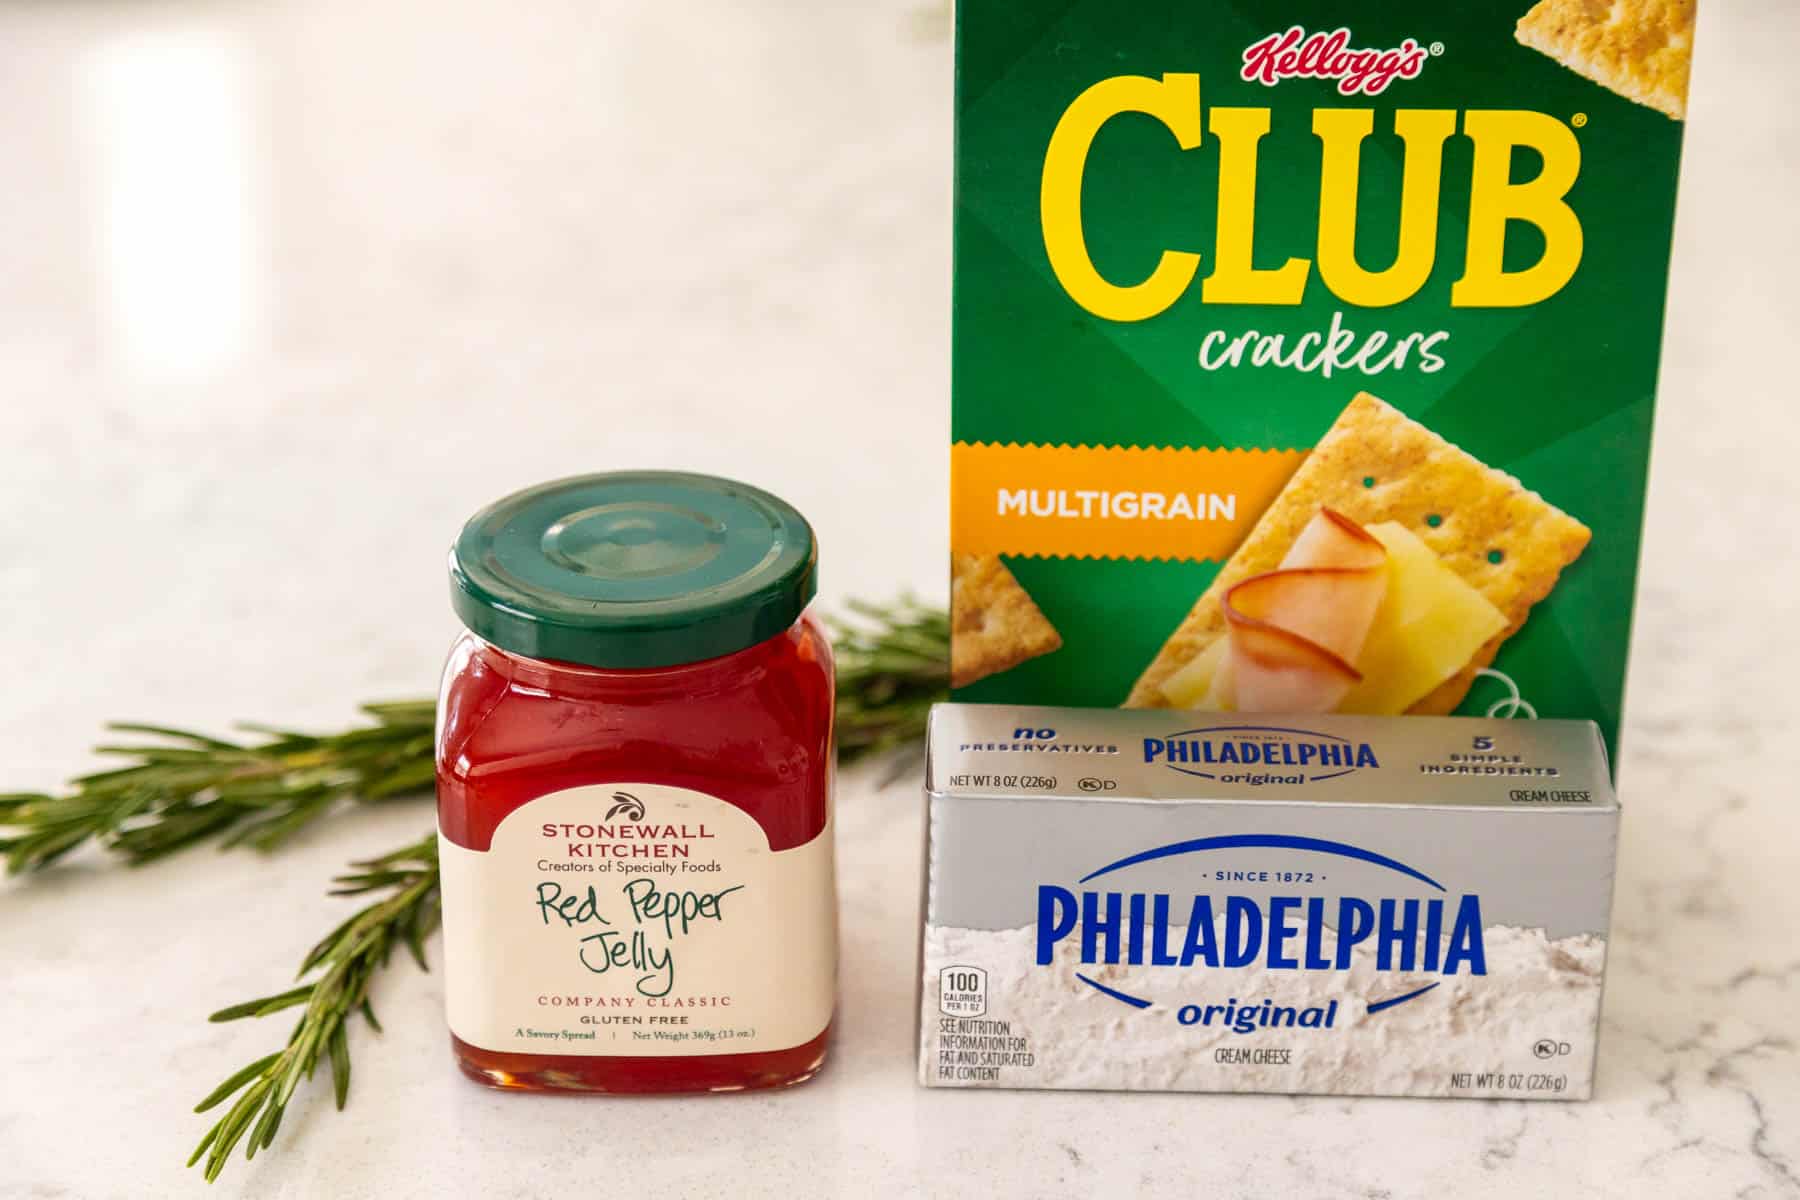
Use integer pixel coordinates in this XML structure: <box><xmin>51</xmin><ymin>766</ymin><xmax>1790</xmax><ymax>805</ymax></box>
<box><xmin>1216</xmin><ymin>508</ymin><xmax>1390</xmax><ymax>714</ymax></box>
<box><xmin>951</xmin><ymin>553</ymin><xmax>1063</xmax><ymax>688</ymax></box>
<box><xmin>1125</xmin><ymin>392</ymin><xmax>1590</xmax><ymax>715</ymax></box>
<box><xmin>1515</xmin><ymin>0</ymin><xmax>1695</xmax><ymax>120</ymax></box>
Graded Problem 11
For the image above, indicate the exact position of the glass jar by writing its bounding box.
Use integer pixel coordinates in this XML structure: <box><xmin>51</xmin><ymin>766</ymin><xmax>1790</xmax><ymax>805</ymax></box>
<box><xmin>436</xmin><ymin>472</ymin><xmax>836</xmax><ymax>1094</ymax></box>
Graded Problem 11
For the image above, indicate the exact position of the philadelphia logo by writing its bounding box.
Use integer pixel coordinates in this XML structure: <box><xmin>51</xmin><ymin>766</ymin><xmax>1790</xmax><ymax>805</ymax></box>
<box><xmin>1143</xmin><ymin>724</ymin><xmax>1378</xmax><ymax>785</ymax></box>
<box><xmin>1036</xmin><ymin>834</ymin><xmax>1486</xmax><ymax>1032</ymax></box>
<box><xmin>1241</xmin><ymin>26</ymin><xmax>1436</xmax><ymax>97</ymax></box>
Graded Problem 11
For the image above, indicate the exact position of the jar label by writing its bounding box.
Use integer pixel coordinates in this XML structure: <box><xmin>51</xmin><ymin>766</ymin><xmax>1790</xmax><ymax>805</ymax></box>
<box><xmin>439</xmin><ymin>783</ymin><xmax>835</xmax><ymax>1057</ymax></box>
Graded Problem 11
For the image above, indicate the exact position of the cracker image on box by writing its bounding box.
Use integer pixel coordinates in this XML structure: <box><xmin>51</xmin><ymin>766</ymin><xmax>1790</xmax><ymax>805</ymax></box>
<box><xmin>950</xmin><ymin>553</ymin><xmax>1062</xmax><ymax>687</ymax></box>
<box><xmin>1516</xmin><ymin>0</ymin><xmax>1695</xmax><ymax>119</ymax></box>
<box><xmin>1128</xmin><ymin>394</ymin><xmax>1590</xmax><ymax>715</ymax></box>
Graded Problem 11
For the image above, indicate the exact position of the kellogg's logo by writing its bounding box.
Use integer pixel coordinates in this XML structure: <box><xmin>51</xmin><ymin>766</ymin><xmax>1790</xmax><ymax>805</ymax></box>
<box><xmin>1242</xmin><ymin>26</ymin><xmax>1437</xmax><ymax>97</ymax></box>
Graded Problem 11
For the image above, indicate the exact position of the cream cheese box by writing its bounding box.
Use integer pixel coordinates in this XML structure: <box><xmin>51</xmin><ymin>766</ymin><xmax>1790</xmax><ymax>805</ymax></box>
<box><xmin>918</xmin><ymin>703</ymin><xmax>1619</xmax><ymax>1099</ymax></box>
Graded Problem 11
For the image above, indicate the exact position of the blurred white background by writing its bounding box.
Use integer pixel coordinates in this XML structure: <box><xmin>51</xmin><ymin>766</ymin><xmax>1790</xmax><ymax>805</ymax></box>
<box><xmin>4</xmin><ymin>1</ymin><xmax>1798</xmax><ymax>1197</ymax></box>
<box><xmin>2</xmin><ymin>0</ymin><xmax>950</xmax><ymax>787</ymax></box>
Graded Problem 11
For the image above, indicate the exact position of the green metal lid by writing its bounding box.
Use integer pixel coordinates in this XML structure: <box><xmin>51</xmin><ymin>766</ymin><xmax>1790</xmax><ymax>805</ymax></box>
<box><xmin>449</xmin><ymin>471</ymin><xmax>817</xmax><ymax>669</ymax></box>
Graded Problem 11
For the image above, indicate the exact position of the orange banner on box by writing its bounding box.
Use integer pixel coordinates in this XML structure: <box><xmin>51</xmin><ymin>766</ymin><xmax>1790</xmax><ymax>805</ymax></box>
<box><xmin>951</xmin><ymin>441</ymin><xmax>1307</xmax><ymax>561</ymax></box>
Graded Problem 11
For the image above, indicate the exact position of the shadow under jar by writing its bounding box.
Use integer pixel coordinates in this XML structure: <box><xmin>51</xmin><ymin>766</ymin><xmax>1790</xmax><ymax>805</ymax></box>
<box><xmin>436</xmin><ymin>472</ymin><xmax>836</xmax><ymax>1094</ymax></box>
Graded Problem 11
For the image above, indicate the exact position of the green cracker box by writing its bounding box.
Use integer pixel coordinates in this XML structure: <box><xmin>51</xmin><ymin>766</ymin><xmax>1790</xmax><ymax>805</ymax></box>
<box><xmin>948</xmin><ymin>1</ymin><xmax>1696</xmax><ymax>764</ymax></box>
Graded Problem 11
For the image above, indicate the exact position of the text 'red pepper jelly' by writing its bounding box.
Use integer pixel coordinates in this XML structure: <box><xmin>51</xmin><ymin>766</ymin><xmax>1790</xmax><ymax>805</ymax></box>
<box><xmin>436</xmin><ymin>471</ymin><xmax>837</xmax><ymax>1093</ymax></box>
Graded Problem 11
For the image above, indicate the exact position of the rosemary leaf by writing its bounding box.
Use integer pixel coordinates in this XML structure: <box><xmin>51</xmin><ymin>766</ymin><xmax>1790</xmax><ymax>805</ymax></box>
<box><xmin>206</xmin><ymin>985</ymin><xmax>313</xmax><ymax>1023</ymax></box>
<box><xmin>192</xmin><ymin>1052</ymin><xmax>283</xmax><ymax>1114</ymax></box>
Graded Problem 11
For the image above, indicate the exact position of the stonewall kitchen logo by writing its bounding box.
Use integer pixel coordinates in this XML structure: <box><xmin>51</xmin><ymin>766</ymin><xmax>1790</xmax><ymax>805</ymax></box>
<box><xmin>1240</xmin><ymin>26</ymin><xmax>1437</xmax><ymax>96</ymax></box>
<box><xmin>541</xmin><ymin>792</ymin><xmax>717</xmax><ymax>860</ymax></box>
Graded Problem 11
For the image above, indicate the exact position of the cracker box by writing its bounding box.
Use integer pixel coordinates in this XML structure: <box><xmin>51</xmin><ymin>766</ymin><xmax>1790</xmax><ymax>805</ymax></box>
<box><xmin>948</xmin><ymin>1</ymin><xmax>1697</xmax><ymax>763</ymax></box>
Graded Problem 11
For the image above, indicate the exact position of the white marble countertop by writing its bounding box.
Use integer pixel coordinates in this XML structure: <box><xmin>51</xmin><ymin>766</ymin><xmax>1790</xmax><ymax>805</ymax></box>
<box><xmin>3</xmin><ymin>0</ymin><xmax>1797</xmax><ymax>1196</ymax></box>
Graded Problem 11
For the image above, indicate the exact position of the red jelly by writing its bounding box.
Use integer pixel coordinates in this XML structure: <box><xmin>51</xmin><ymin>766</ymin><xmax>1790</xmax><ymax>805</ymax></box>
<box><xmin>435</xmin><ymin>472</ymin><xmax>836</xmax><ymax>1094</ymax></box>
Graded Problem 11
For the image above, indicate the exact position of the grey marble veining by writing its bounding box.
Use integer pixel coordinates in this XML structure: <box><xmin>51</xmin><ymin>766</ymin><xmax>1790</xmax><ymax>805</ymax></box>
<box><xmin>2</xmin><ymin>0</ymin><xmax>1797</xmax><ymax>1196</ymax></box>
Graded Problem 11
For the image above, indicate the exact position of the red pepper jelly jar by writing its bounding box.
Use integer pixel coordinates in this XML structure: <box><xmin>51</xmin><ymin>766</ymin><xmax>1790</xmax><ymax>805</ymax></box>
<box><xmin>436</xmin><ymin>471</ymin><xmax>836</xmax><ymax>1094</ymax></box>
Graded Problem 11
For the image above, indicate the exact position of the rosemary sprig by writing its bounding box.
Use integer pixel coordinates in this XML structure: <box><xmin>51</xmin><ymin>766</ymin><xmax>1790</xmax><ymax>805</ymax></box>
<box><xmin>0</xmin><ymin>702</ymin><xmax>436</xmax><ymax>873</ymax></box>
<box><xmin>188</xmin><ymin>834</ymin><xmax>440</xmax><ymax>1182</ymax></box>
<box><xmin>2</xmin><ymin>601</ymin><xmax>950</xmax><ymax>875</ymax></box>
<box><xmin>831</xmin><ymin>596</ymin><xmax>950</xmax><ymax>763</ymax></box>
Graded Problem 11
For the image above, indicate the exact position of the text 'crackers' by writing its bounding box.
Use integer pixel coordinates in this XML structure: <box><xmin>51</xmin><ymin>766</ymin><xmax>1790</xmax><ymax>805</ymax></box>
<box><xmin>950</xmin><ymin>0</ymin><xmax>1693</xmax><ymax>766</ymax></box>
